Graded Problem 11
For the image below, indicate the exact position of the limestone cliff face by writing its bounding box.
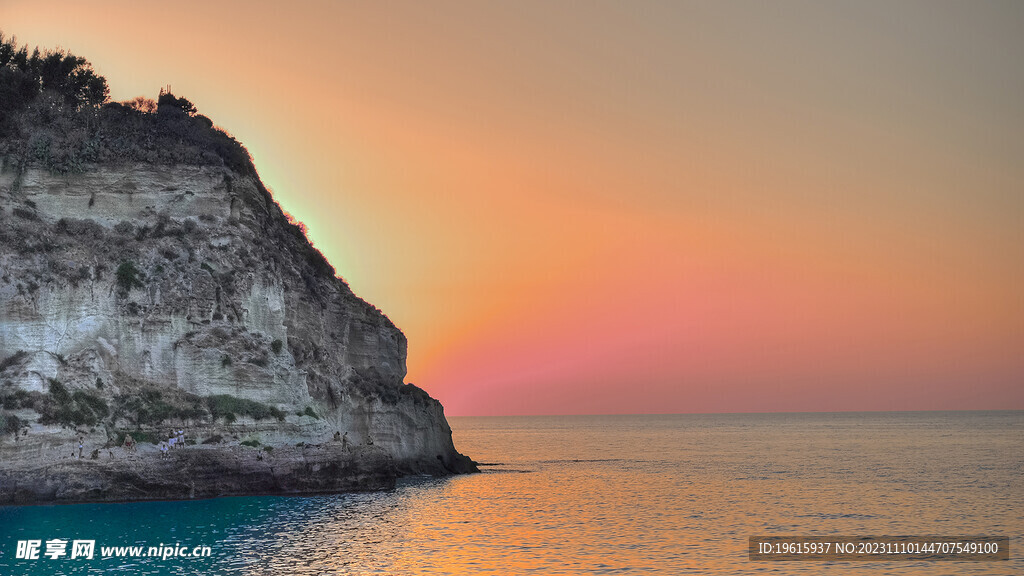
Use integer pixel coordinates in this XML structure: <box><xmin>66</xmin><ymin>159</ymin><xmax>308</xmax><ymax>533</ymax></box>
<box><xmin>0</xmin><ymin>162</ymin><xmax>475</xmax><ymax>504</ymax></box>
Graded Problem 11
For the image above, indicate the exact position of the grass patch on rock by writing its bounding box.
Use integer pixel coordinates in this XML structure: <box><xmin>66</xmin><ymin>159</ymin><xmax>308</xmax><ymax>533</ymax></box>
<box><xmin>37</xmin><ymin>380</ymin><xmax>109</xmax><ymax>427</ymax></box>
<box><xmin>1</xmin><ymin>411</ymin><xmax>23</xmax><ymax>434</ymax></box>
<box><xmin>112</xmin><ymin>384</ymin><xmax>208</xmax><ymax>426</ymax></box>
<box><xmin>112</xmin><ymin>429</ymin><xmax>160</xmax><ymax>445</ymax></box>
<box><xmin>206</xmin><ymin>394</ymin><xmax>285</xmax><ymax>424</ymax></box>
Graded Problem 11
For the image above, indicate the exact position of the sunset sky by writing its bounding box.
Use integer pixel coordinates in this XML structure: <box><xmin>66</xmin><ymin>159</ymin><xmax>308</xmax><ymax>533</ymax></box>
<box><xmin>3</xmin><ymin>1</ymin><xmax>1022</xmax><ymax>415</ymax></box>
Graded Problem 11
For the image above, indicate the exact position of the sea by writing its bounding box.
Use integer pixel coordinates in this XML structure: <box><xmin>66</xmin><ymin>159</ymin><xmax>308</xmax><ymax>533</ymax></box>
<box><xmin>1</xmin><ymin>411</ymin><xmax>1021</xmax><ymax>575</ymax></box>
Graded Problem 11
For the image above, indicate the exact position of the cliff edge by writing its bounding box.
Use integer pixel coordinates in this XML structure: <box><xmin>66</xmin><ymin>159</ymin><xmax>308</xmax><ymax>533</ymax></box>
<box><xmin>0</xmin><ymin>40</ymin><xmax>476</xmax><ymax>504</ymax></box>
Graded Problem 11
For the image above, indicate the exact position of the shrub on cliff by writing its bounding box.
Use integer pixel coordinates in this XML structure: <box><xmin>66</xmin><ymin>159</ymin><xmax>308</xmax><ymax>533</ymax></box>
<box><xmin>0</xmin><ymin>388</ymin><xmax>33</xmax><ymax>410</ymax></box>
<box><xmin>112</xmin><ymin>386</ymin><xmax>208</xmax><ymax>426</ymax></box>
<box><xmin>1</xmin><ymin>411</ymin><xmax>22</xmax><ymax>434</ymax></box>
<box><xmin>0</xmin><ymin>350</ymin><xmax>28</xmax><ymax>373</ymax></box>
<box><xmin>400</xmin><ymin>383</ymin><xmax>434</xmax><ymax>406</ymax></box>
<box><xmin>157</xmin><ymin>89</ymin><xmax>196</xmax><ymax>117</ymax></box>
<box><xmin>36</xmin><ymin>381</ymin><xmax>109</xmax><ymax>428</ymax></box>
<box><xmin>72</xmin><ymin>390</ymin><xmax>110</xmax><ymax>420</ymax></box>
<box><xmin>206</xmin><ymin>394</ymin><xmax>285</xmax><ymax>424</ymax></box>
<box><xmin>115</xmin><ymin>261</ymin><xmax>144</xmax><ymax>293</ymax></box>
<box><xmin>48</xmin><ymin>379</ymin><xmax>70</xmax><ymax>403</ymax></box>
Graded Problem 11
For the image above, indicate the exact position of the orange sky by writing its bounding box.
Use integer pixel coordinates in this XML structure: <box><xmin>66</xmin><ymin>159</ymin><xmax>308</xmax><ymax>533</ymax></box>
<box><xmin>3</xmin><ymin>1</ymin><xmax>1022</xmax><ymax>415</ymax></box>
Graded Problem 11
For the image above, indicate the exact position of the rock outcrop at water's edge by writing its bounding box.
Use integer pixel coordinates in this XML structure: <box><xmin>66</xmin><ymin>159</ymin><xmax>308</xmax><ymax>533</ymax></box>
<box><xmin>0</xmin><ymin>128</ymin><xmax>476</xmax><ymax>505</ymax></box>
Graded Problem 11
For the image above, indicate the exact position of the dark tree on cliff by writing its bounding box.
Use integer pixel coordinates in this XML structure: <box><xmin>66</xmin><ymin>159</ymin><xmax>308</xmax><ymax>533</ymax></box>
<box><xmin>157</xmin><ymin>88</ymin><xmax>197</xmax><ymax>117</ymax></box>
<box><xmin>0</xmin><ymin>32</ymin><xmax>109</xmax><ymax>135</ymax></box>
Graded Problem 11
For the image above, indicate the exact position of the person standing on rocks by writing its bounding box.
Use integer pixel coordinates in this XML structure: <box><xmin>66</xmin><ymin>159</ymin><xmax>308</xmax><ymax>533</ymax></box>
<box><xmin>78</xmin><ymin>437</ymin><xmax>84</xmax><ymax>459</ymax></box>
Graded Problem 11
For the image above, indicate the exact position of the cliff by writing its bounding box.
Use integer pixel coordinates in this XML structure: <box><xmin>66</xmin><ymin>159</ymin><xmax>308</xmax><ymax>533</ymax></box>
<box><xmin>0</xmin><ymin>83</ymin><xmax>476</xmax><ymax>504</ymax></box>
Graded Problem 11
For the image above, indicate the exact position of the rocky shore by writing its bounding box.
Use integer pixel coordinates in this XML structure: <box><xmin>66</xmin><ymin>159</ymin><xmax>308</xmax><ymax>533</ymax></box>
<box><xmin>2</xmin><ymin>441</ymin><xmax>403</xmax><ymax>504</ymax></box>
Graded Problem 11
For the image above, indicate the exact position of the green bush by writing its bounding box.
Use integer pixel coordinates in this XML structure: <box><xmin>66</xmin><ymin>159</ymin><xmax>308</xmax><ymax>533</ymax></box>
<box><xmin>240</xmin><ymin>438</ymin><xmax>260</xmax><ymax>448</ymax></box>
<box><xmin>12</xmin><ymin>207</ymin><xmax>36</xmax><ymax>220</ymax></box>
<box><xmin>271</xmin><ymin>339</ymin><xmax>283</xmax><ymax>354</ymax></box>
<box><xmin>0</xmin><ymin>350</ymin><xmax>28</xmax><ymax>372</ymax></box>
<box><xmin>38</xmin><ymin>382</ymin><xmax>107</xmax><ymax>427</ymax></box>
<box><xmin>72</xmin><ymin>390</ymin><xmax>109</xmax><ymax>419</ymax></box>
<box><xmin>115</xmin><ymin>261</ymin><xmax>143</xmax><ymax>292</ymax></box>
<box><xmin>1</xmin><ymin>410</ymin><xmax>22</xmax><ymax>434</ymax></box>
<box><xmin>48</xmin><ymin>379</ymin><xmax>70</xmax><ymax>402</ymax></box>
<box><xmin>112</xmin><ymin>386</ymin><xmax>207</xmax><ymax>426</ymax></box>
<box><xmin>1</xmin><ymin>388</ymin><xmax>32</xmax><ymax>409</ymax></box>
<box><xmin>302</xmin><ymin>406</ymin><xmax>319</xmax><ymax>420</ymax></box>
<box><xmin>206</xmin><ymin>394</ymin><xmax>285</xmax><ymax>424</ymax></box>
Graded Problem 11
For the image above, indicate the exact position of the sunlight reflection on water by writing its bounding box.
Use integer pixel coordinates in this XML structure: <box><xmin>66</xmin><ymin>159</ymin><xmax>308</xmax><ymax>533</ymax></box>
<box><xmin>1</xmin><ymin>412</ymin><xmax>1021</xmax><ymax>575</ymax></box>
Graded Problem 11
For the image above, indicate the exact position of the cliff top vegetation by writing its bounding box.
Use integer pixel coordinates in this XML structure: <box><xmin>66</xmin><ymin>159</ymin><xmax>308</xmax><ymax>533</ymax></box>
<box><xmin>0</xmin><ymin>33</ymin><xmax>351</xmax><ymax>295</ymax></box>
<box><xmin>0</xmin><ymin>32</ymin><xmax>256</xmax><ymax>176</ymax></box>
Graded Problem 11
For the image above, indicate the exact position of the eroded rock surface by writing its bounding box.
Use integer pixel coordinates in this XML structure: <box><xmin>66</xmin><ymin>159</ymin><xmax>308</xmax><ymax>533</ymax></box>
<box><xmin>0</xmin><ymin>163</ymin><xmax>475</xmax><ymax>504</ymax></box>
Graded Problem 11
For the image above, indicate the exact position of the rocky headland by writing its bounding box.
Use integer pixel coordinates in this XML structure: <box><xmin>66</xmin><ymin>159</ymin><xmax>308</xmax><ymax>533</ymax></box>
<box><xmin>0</xmin><ymin>38</ymin><xmax>476</xmax><ymax>504</ymax></box>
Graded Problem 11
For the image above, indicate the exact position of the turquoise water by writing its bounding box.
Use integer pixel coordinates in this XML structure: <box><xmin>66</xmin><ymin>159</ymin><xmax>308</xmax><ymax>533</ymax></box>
<box><xmin>1</xmin><ymin>411</ymin><xmax>1021</xmax><ymax>574</ymax></box>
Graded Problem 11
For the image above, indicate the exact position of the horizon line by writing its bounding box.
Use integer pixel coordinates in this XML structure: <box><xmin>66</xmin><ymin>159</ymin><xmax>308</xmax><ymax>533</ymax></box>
<box><xmin>446</xmin><ymin>408</ymin><xmax>1024</xmax><ymax>418</ymax></box>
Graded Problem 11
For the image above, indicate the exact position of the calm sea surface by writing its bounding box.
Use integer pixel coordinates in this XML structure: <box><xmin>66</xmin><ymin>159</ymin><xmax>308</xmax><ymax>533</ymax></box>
<box><xmin>1</xmin><ymin>411</ymin><xmax>1021</xmax><ymax>575</ymax></box>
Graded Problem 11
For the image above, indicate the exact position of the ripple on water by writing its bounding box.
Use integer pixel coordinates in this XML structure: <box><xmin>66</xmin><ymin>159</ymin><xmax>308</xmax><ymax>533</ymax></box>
<box><xmin>0</xmin><ymin>412</ymin><xmax>1021</xmax><ymax>575</ymax></box>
